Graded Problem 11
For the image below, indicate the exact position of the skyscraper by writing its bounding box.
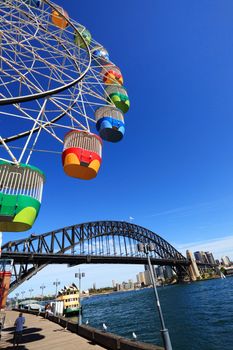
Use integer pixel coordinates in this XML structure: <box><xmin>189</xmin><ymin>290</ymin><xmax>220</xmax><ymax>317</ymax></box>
<box><xmin>205</xmin><ymin>252</ymin><xmax>216</xmax><ymax>265</ymax></box>
<box><xmin>186</xmin><ymin>250</ymin><xmax>201</xmax><ymax>281</ymax></box>
<box><xmin>136</xmin><ymin>271</ymin><xmax>151</xmax><ymax>286</ymax></box>
<box><xmin>194</xmin><ymin>251</ymin><xmax>208</xmax><ymax>264</ymax></box>
<box><xmin>194</xmin><ymin>251</ymin><xmax>203</xmax><ymax>263</ymax></box>
<box><xmin>163</xmin><ymin>266</ymin><xmax>174</xmax><ymax>279</ymax></box>
<box><xmin>112</xmin><ymin>280</ymin><xmax>116</xmax><ymax>288</ymax></box>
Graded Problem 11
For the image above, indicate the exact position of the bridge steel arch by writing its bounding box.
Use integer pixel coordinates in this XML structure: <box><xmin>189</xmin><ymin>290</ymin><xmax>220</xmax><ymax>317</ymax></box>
<box><xmin>1</xmin><ymin>221</ymin><xmax>191</xmax><ymax>293</ymax></box>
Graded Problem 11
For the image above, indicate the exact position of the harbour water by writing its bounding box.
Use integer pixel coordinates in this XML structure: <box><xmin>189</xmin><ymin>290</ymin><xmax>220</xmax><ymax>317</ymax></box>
<box><xmin>79</xmin><ymin>277</ymin><xmax>233</xmax><ymax>350</ymax></box>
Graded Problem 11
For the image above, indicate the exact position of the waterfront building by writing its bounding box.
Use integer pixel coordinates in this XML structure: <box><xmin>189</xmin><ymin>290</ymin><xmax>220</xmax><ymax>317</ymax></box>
<box><xmin>122</xmin><ymin>281</ymin><xmax>131</xmax><ymax>290</ymax></box>
<box><xmin>155</xmin><ymin>266</ymin><xmax>165</xmax><ymax>279</ymax></box>
<box><xmin>186</xmin><ymin>250</ymin><xmax>201</xmax><ymax>281</ymax></box>
<box><xmin>134</xmin><ymin>282</ymin><xmax>141</xmax><ymax>289</ymax></box>
<box><xmin>128</xmin><ymin>279</ymin><xmax>134</xmax><ymax>289</ymax></box>
<box><xmin>223</xmin><ymin>266</ymin><xmax>233</xmax><ymax>275</ymax></box>
<box><xmin>205</xmin><ymin>252</ymin><xmax>216</xmax><ymax>265</ymax></box>
<box><xmin>194</xmin><ymin>251</ymin><xmax>202</xmax><ymax>262</ymax></box>
<box><xmin>163</xmin><ymin>266</ymin><xmax>174</xmax><ymax>279</ymax></box>
<box><xmin>221</xmin><ymin>256</ymin><xmax>231</xmax><ymax>266</ymax></box>
<box><xmin>144</xmin><ymin>270</ymin><xmax>151</xmax><ymax>285</ymax></box>
<box><xmin>112</xmin><ymin>280</ymin><xmax>116</xmax><ymax>288</ymax></box>
<box><xmin>136</xmin><ymin>271</ymin><xmax>152</xmax><ymax>286</ymax></box>
<box><xmin>116</xmin><ymin>283</ymin><xmax>122</xmax><ymax>291</ymax></box>
<box><xmin>194</xmin><ymin>251</ymin><xmax>208</xmax><ymax>264</ymax></box>
<box><xmin>138</xmin><ymin>272</ymin><xmax>146</xmax><ymax>285</ymax></box>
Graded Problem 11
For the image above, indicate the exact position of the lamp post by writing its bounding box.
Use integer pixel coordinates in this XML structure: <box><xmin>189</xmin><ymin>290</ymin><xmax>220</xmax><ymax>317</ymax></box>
<box><xmin>21</xmin><ymin>291</ymin><xmax>25</xmax><ymax>300</ymax></box>
<box><xmin>53</xmin><ymin>279</ymin><xmax>60</xmax><ymax>297</ymax></box>
<box><xmin>15</xmin><ymin>293</ymin><xmax>19</xmax><ymax>307</ymax></box>
<box><xmin>40</xmin><ymin>284</ymin><xmax>46</xmax><ymax>300</ymax></box>
<box><xmin>75</xmin><ymin>270</ymin><xmax>85</xmax><ymax>325</ymax></box>
<box><xmin>137</xmin><ymin>243</ymin><xmax>173</xmax><ymax>350</ymax></box>
<box><xmin>29</xmin><ymin>288</ymin><xmax>34</xmax><ymax>299</ymax></box>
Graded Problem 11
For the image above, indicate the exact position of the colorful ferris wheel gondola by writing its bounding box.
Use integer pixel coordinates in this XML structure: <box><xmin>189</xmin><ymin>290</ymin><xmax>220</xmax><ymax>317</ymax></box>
<box><xmin>51</xmin><ymin>5</ymin><xmax>69</xmax><ymax>29</ymax></box>
<box><xmin>0</xmin><ymin>161</ymin><xmax>45</xmax><ymax>232</ymax></box>
<box><xmin>95</xmin><ymin>106</ymin><xmax>125</xmax><ymax>142</ymax></box>
<box><xmin>92</xmin><ymin>46</ymin><xmax>110</xmax><ymax>65</ymax></box>
<box><xmin>105</xmin><ymin>85</ymin><xmax>130</xmax><ymax>114</ymax></box>
<box><xmin>74</xmin><ymin>28</ymin><xmax>92</xmax><ymax>49</ymax></box>
<box><xmin>62</xmin><ymin>130</ymin><xmax>102</xmax><ymax>180</ymax></box>
<box><xmin>101</xmin><ymin>64</ymin><xmax>124</xmax><ymax>85</ymax></box>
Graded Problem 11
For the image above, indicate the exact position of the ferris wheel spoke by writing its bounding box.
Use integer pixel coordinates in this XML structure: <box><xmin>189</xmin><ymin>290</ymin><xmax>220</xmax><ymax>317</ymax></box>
<box><xmin>18</xmin><ymin>99</ymin><xmax>48</xmax><ymax>163</ymax></box>
<box><xmin>0</xmin><ymin>0</ymin><xmax>128</xmax><ymax>169</ymax></box>
<box><xmin>0</xmin><ymin>3</ymin><xmax>92</xmax><ymax>105</ymax></box>
<box><xmin>0</xmin><ymin>55</ymin><xmax>43</xmax><ymax>95</ymax></box>
<box><xmin>1</xmin><ymin>144</ymin><xmax>61</xmax><ymax>155</ymax></box>
<box><xmin>0</xmin><ymin>136</ymin><xmax>19</xmax><ymax>164</ymax></box>
<box><xmin>49</xmin><ymin>94</ymin><xmax>89</xmax><ymax>131</ymax></box>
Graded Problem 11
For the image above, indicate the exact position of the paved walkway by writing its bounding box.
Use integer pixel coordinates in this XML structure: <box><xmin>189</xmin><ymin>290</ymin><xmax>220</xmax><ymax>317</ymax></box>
<box><xmin>1</xmin><ymin>310</ymin><xmax>105</xmax><ymax>350</ymax></box>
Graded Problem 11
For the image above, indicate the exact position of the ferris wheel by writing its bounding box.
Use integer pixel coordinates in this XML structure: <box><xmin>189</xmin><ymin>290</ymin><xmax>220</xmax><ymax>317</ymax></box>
<box><xmin>0</xmin><ymin>0</ymin><xmax>130</xmax><ymax>232</ymax></box>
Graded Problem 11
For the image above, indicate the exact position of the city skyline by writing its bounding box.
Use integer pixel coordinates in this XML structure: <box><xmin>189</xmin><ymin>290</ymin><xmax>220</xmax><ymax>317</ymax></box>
<box><xmin>10</xmin><ymin>242</ymin><xmax>233</xmax><ymax>298</ymax></box>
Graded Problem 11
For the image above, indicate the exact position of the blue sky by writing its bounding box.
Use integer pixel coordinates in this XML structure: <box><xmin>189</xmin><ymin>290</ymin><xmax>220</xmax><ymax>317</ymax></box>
<box><xmin>3</xmin><ymin>0</ymin><xmax>233</xmax><ymax>296</ymax></box>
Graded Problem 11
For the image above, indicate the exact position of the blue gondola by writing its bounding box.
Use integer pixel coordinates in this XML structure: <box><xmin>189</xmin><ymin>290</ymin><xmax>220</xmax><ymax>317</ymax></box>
<box><xmin>92</xmin><ymin>46</ymin><xmax>109</xmax><ymax>65</ymax></box>
<box><xmin>95</xmin><ymin>106</ymin><xmax>125</xmax><ymax>142</ymax></box>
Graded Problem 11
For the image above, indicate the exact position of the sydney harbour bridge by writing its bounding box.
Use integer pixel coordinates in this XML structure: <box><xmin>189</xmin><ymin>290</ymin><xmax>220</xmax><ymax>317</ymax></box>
<box><xmin>1</xmin><ymin>221</ymin><xmax>214</xmax><ymax>293</ymax></box>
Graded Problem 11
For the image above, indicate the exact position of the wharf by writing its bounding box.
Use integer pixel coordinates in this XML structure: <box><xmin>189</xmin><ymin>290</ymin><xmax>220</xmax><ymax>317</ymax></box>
<box><xmin>1</xmin><ymin>310</ymin><xmax>105</xmax><ymax>350</ymax></box>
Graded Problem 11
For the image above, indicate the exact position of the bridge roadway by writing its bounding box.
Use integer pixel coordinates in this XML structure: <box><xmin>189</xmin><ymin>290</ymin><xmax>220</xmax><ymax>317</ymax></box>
<box><xmin>1</xmin><ymin>310</ymin><xmax>105</xmax><ymax>350</ymax></box>
<box><xmin>1</xmin><ymin>251</ymin><xmax>191</xmax><ymax>266</ymax></box>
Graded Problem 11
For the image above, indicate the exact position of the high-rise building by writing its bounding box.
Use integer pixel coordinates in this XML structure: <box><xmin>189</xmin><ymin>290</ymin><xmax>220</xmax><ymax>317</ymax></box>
<box><xmin>194</xmin><ymin>251</ymin><xmax>202</xmax><ymax>262</ymax></box>
<box><xmin>205</xmin><ymin>252</ymin><xmax>216</xmax><ymax>265</ymax></box>
<box><xmin>194</xmin><ymin>251</ymin><xmax>208</xmax><ymax>264</ymax></box>
<box><xmin>221</xmin><ymin>256</ymin><xmax>231</xmax><ymax>266</ymax></box>
<box><xmin>163</xmin><ymin>266</ymin><xmax>174</xmax><ymax>279</ymax></box>
<box><xmin>128</xmin><ymin>279</ymin><xmax>134</xmax><ymax>289</ymax></box>
<box><xmin>136</xmin><ymin>271</ymin><xmax>151</xmax><ymax>286</ymax></box>
<box><xmin>116</xmin><ymin>283</ymin><xmax>122</xmax><ymax>291</ymax></box>
<box><xmin>144</xmin><ymin>270</ymin><xmax>151</xmax><ymax>285</ymax></box>
<box><xmin>155</xmin><ymin>266</ymin><xmax>165</xmax><ymax>279</ymax></box>
<box><xmin>112</xmin><ymin>280</ymin><xmax>116</xmax><ymax>288</ymax></box>
<box><xmin>186</xmin><ymin>250</ymin><xmax>201</xmax><ymax>281</ymax></box>
<box><xmin>137</xmin><ymin>272</ymin><xmax>146</xmax><ymax>285</ymax></box>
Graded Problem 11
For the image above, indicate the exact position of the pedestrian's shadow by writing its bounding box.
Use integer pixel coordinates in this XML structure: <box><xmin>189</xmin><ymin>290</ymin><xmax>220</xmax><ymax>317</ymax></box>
<box><xmin>2</xmin><ymin>326</ymin><xmax>18</xmax><ymax>332</ymax></box>
<box><xmin>20</xmin><ymin>333</ymin><xmax>45</xmax><ymax>343</ymax></box>
<box><xmin>4</xmin><ymin>327</ymin><xmax>42</xmax><ymax>335</ymax></box>
<box><xmin>7</xmin><ymin>327</ymin><xmax>45</xmax><ymax>345</ymax></box>
<box><xmin>1</xmin><ymin>346</ymin><xmax>28</xmax><ymax>350</ymax></box>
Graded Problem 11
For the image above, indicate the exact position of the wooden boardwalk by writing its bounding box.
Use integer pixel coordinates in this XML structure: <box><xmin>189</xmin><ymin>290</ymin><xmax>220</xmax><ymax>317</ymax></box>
<box><xmin>1</xmin><ymin>310</ymin><xmax>105</xmax><ymax>350</ymax></box>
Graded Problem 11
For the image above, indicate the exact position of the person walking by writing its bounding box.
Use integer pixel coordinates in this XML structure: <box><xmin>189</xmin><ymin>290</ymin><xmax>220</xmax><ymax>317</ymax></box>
<box><xmin>13</xmin><ymin>312</ymin><xmax>25</xmax><ymax>348</ymax></box>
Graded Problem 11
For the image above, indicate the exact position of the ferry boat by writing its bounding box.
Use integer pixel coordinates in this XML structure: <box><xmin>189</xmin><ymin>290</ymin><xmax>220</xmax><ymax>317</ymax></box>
<box><xmin>56</xmin><ymin>283</ymin><xmax>81</xmax><ymax>317</ymax></box>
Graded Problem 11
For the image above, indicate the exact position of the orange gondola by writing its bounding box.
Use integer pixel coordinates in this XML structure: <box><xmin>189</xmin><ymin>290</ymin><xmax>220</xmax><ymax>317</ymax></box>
<box><xmin>62</xmin><ymin>130</ymin><xmax>102</xmax><ymax>180</ymax></box>
<box><xmin>51</xmin><ymin>6</ymin><xmax>69</xmax><ymax>29</ymax></box>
